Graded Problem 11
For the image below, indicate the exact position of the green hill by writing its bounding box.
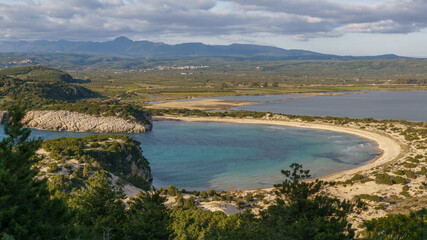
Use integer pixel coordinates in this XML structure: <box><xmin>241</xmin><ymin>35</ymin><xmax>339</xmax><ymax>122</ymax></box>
<box><xmin>0</xmin><ymin>66</ymin><xmax>97</xmax><ymax>108</ymax></box>
<box><xmin>40</xmin><ymin>135</ymin><xmax>152</xmax><ymax>192</ymax></box>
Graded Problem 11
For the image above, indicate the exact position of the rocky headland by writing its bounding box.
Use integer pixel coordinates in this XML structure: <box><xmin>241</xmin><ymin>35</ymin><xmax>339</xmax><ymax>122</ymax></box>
<box><xmin>38</xmin><ymin>135</ymin><xmax>153</xmax><ymax>197</ymax></box>
<box><xmin>22</xmin><ymin>110</ymin><xmax>152</xmax><ymax>133</ymax></box>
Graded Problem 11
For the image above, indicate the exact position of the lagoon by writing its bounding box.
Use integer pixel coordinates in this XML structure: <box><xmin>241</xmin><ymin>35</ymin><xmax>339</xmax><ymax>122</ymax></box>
<box><xmin>223</xmin><ymin>91</ymin><xmax>427</xmax><ymax>122</ymax></box>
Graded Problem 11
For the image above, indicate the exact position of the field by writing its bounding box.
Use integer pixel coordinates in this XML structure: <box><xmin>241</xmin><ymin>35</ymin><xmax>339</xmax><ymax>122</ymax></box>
<box><xmin>61</xmin><ymin>58</ymin><xmax>427</xmax><ymax>104</ymax></box>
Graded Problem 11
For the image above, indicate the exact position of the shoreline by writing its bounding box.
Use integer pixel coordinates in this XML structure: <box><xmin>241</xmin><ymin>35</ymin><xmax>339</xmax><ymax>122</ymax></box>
<box><xmin>154</xmin><ymin>116</ymin><xmax>403</xmax><ymax>183</ymax></box>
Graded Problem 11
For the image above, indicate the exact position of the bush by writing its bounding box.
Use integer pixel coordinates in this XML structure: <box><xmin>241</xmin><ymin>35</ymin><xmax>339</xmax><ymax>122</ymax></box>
<box><xmin>356</xmin><ymin>194</ymin><xmax>381</xmax><ymax>202</ymax></box>
<box><xmin>212</xmin><ymin>195</ymin><xmax>221</xmax><ymax>201</ymax></box>
<box><xmin>200</xmin><ymin>191</ymin><xmax>208</xmax><ymax>199</ymax></box>
<box><xmin>244</xmin><ymin>193</ymin><xmax>254</xmax><ymax>202</ymax></box>
<box><xmin>362</xmin><ymin>209</ymin><xmax>427</xmax><ymax>239</ymax></box>
<box><xmin>127</xmin><ymin>175</ymin><xmax>151</xmax><ymax>191</ymax></box>
<box><xmin>402</xmin><ymin>185</ymin><xmax>409</xmax><ymax>192</ymax></box>
<box><xmin>375</xmin><ymin>174</ymin><xmax>406</xmax><ymax>185</ymax></box>
<box><xmin>166</xmin><ymin>185</ymin><xmax>179</xmax><ymax>196</ymax></box>
<box><xmin>393</xmin><ymin>176</ymin><xmax>406</xmax><ymax>184</ymax></box>
<box><xmin>404</xmin><ymin>170</ymin><xmax>416</xmax><ymax>179</ymax></box>
<box><xmin>351</xmin><ymin>174</ymin><xmax>365</xmax><ymax>181</ymax></box>
<box><xmin>207</xmin><ymin>189</ymin><xmax>216</xmax><ymax>197</ymax></box>
<box><xmin>417</xmin><ymin>167</ymin><xmax>426</xmax><ymax>175</ymax></box>
<box><xmin>375</xmin><ymin>174</ymin><xmax>393</xmax><ymax>185</ymax></box>
<box><xmin>404</xmin><ymin>162</ymin><xmax>416</xmax><ymax>168</ymax></box>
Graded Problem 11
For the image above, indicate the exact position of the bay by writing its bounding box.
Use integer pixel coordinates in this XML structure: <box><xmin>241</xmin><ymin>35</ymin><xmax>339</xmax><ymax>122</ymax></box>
<box><xmin>0</xmin><ymin>120</ymin><xmax>379</xmax><ymax>191</ymax></box>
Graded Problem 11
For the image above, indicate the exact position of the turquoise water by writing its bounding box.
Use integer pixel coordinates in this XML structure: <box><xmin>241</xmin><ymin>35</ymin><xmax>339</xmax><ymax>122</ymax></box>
<box><xmin>227</xmin><ymin>91</ymin><xmax>427</xmax><ymax>122</ymax></box>
<box><xmin>0</xmin><ymin>120</ymin><xmax>379</xmax><ymax>191</ymax></box>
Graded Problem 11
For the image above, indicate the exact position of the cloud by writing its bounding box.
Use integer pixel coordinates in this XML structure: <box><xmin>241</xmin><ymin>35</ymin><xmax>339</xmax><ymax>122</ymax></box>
<box><xmin>0</xmin><ymin>0</ymin><xmax>426</xmax><ymax>41</ymax></box>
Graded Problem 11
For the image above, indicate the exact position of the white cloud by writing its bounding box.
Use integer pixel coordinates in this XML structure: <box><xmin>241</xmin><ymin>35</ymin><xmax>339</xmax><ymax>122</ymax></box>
<box><xmin>0</xmin><ymin>0</ymin><xmax>426</xmax><ymax>42</ymax></box>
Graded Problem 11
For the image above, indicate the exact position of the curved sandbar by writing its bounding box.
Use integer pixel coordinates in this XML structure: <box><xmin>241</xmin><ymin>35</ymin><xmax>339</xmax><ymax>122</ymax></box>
<box><xmin>155</xmin><ymin>116</ymin><xmax>402</xmax><ymax>182</ymax></box>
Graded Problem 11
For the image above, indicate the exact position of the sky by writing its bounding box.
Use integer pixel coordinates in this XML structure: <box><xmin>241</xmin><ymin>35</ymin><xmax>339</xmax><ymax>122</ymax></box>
<box><xmin>0</xmin><ymin>0</ymin><xmax>426</xmax><ymax>57</ymax></box>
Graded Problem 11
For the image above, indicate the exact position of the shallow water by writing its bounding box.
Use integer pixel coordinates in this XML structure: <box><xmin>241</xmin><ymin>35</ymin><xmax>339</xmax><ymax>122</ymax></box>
<box><xmin>0</xmin><ymin>120</ymin><xmax>379</xmax><ymax>191</ymax></box>
<box><xmin>226</xmin><ymin>91</ymin><xmax>427</xmax><ymax>121</ymax></box>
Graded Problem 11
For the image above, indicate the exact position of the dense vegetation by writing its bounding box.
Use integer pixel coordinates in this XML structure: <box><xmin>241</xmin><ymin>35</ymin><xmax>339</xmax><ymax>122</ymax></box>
<box><xmin>41</xmin><ymin>134</ymin><xmax>151</xmax><ymax>191</ymax></box>
<box><xmin>41</xmin><ymin>101</ymin><xmax>151</xmax><ymax>124</ymax></box>
<box><xmin>0</xmin><ymin>106</ymin><xmax>72</xmax><ymax>239</ymax></box>
<box><xmin>0</xmin><ymin>66</ymin><xmax>96</xmax><ymax>109</ymax></box>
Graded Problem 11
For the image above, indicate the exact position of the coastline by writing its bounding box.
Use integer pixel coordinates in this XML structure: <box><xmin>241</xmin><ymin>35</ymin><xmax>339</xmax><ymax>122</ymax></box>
<box><xmin>154</xmin><ymin>116</ymin><xmax>403</xmax><ymax>182</ymax></box>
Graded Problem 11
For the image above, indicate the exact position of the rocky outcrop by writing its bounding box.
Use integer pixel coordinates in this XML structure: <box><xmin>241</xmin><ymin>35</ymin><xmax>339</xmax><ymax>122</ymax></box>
<box><xmin>23</xmin><ymin>110</ymin><xmax>152</xmax><ymax>133</ymax></box>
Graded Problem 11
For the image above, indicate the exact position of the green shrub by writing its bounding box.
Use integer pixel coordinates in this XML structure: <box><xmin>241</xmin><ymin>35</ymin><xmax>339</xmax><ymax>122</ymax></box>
<box><xmin>351</xmin><ymin>174</ymin><xmax>365</xmax><ymax>181</ymax></box>
<box><xmin>90</xmin><ymin>142</ymin><xmax>101</xmax><ymax>148</ymax></box>
<box><xmin>127</xmin><ymin>175</ymin><xmax>151</xmax><ymax>191</ymax></box>
<box><xmin>399</xmin><ymin>191</ymin><xmax>411</xmax><ymax>197</ymax></box>
<box><xmin>375</xmin><ymin>174</ymin><xmax>406</xmax><ymax>185</ymax></box>
<box><xmin>166</xmin><ymin>185</ymin><xmax>179</xmax><ymax>196</ymax></box>
<box><xmin>212</xmin><ymin>195</ymin><xmax>221</xmax><ymax>201</ymax></box>
<box><xmin>200</xmin><ymin>191</ymin><xmax>208</xmax><ymax>199</ymax></box>
<box><xmin>404</xmin><ymin>162</ymin><xmax>416</xmax><ymax>168</ymax></box>
<box><xmin>375</xmin><ymin>174</ymin><xmax>393</xmax><ymax>185</ymax></box>
<box><xmin>417</xmin><ymin>167</ymin><xmax>426</xmax><ymax>175</ymax></box>
<box><xmin>393</xmin><ymin>176</ymin><xmax>406</xmax><ymax>184</ymax></box>
<box><xmin>207</xmin><ymin>189</ymin><xmax>216</xmax><ymax>197</ymax></box>
<box><xmin>363</xmin><ymin>209</ymin><xmax>427</xmax><ymax>239</ymax></box>
<box><xmin>356</xmin><ymin>194</ymin><xmax>382</xmax><ymax>202</ymax></box>
<box><xmin>404</xmin><ymin>170</ymin><xmax>416</xmax><ymax>179</ymax></box>
<box><xmin>244</xmin><ymin>193</ymin><xmax>254</xmax><ymax>202</ymax></box>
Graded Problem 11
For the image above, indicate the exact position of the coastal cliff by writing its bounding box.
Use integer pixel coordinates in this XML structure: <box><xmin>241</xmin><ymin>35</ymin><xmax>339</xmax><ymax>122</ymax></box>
<box><xmin>39</xmin><ymin>135</ymin><xmax>153</xmax><ymax>195</ymax></box>
<box><xmin>23</xmin><ymin>110</ymin><xmax>152</xmax><ymax>133</ymax></box>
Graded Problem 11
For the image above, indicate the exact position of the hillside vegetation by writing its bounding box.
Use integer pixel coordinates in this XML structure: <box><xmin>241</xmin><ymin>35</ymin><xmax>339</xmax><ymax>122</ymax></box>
<box><xmin>40</xmin><ymin>135</ymin><xmax>152</xmax><ymax>193</ymax></box>
<box><xmin>0</xmin><ymin>66</ymin><xmax>97</xmax><ymax>109</ymax></box>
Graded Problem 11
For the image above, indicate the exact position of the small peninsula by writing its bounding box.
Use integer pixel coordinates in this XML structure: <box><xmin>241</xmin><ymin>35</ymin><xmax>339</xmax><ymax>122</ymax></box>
<box><xmin>37</xmin><ymin>135</ymin><xmax>153</xmax><ymax>195</ymax></box>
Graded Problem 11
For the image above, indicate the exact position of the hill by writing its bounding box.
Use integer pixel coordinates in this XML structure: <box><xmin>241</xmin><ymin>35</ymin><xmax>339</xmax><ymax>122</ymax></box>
<box><xmin>39</xmin><ymin>135</ymin><xmax>153</xmax><ymax>194</ymax></box>
<box><xmin>0</xmin><ymin>37</ymin><xmax>406</xmax><ymax>59</ymax></box>
<box><xmin>0</xmin><ymin>66</ymin><xmax>97</xmax><ymax>108</ymax></box>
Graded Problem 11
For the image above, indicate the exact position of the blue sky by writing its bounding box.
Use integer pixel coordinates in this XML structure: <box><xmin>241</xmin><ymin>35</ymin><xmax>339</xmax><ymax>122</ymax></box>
<box><xmin>0</xmin><ymin>0</ymin><xmax>426</xmax><ymax>57</ymax></box>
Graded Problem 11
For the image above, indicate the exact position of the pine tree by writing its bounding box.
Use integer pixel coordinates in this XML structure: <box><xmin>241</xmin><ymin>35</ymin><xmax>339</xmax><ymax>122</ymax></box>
<box><xmin>68</xmin><ymin>170</ymin><xmax>126</xmax><ymax>239</ymax></box>
<box><xmin>123</xmin><ymin>188</ymin><xmax>171</xmax><ymax>240</ymax></box>
<box><xmin>0</xmin><ymin>106</ymin><xmax>72</xmax><ymax>239</ymax></box>
<box><xmin>259</xmin><ymin>163</ymin><xmax>362</xmax><ymax>239</ymax></box>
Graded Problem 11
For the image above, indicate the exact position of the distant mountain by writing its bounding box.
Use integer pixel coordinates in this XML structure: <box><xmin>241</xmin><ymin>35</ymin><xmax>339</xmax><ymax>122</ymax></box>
<box><xmin>0</xmin><ymin>37</ymin><xmax>405</xmax><ymax>60</ymax></box>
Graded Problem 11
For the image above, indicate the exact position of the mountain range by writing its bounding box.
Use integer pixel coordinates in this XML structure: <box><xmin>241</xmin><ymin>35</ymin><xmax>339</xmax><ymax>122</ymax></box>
<box><xmin>0</xmin><ymin>37</ymin><xmax>404</xmax><ymax>60</ymax></box>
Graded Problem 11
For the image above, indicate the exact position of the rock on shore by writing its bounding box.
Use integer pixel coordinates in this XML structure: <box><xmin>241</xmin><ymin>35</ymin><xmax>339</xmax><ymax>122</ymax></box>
<box><xmin>23</xmin><ymin>110</ymin><xmax>151</xmax><ymax>133</ymax></box>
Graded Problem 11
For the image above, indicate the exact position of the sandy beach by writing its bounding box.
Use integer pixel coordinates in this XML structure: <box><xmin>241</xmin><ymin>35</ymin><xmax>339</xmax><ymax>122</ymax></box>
<box><xmin>155</xmin><ymin>116</ymin><xmax>403</xmax><ymax>182</ymax></box>
<box><xmin>152</xmin><ymin>115</ymin><xmax>427</xmax><ymax>227</ymax></box>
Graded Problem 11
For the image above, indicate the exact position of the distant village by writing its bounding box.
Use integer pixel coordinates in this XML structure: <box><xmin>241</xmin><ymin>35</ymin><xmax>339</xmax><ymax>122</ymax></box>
<box><xmin>146</xmin><ymin>65</ymin><xmax>209</xmax><ymax>71</ymax></box>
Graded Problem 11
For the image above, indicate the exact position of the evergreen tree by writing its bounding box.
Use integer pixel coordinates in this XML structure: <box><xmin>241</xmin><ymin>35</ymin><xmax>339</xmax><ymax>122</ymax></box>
<box><xmin>68</xmin><ymin>170</ymin><xmax>126</xmax><ymax>239</ymax></box>
<box><xmin>0</xmin><ymin>106</ymin><xmax>71</xmax><ymax>239</ymax></box>
<box><xmin>123</xmin><ymin>188</ymin><xmax>171</xmax><ymax>240</ymax></box>
<box><xmin>259</xmin><ymin>163</ymin><xmax>361</xmax><ymax>240</ymax></box>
